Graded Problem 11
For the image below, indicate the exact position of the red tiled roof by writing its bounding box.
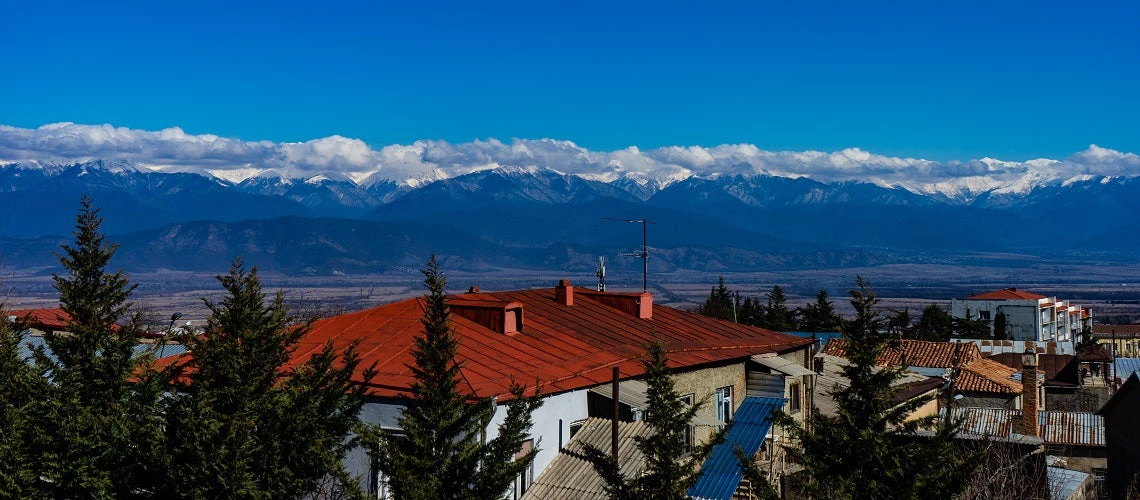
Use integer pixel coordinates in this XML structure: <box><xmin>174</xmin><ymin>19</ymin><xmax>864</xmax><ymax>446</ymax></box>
<box><xmin>967</xmin><ymin>288</ymin><xmax>1047</xmax><ymax>301</ymax></box>
<box><xmin>1092</xmin><ymin>324</ymin><xmax>1140</xmax><ymax>338</ymax></box>
<box><xmin>822</xmin><ymin>339</ymin><xmax>1021</xmax><ymax>394</ymax></box>
<box><xmin>273</xmin><ymin>285</ymin><xmax>812</xmax><ymax>399</ymax></box>
<box><xmin>822</xmin><ymin>339</ymin><xmax>981</xmax><ymax>368</ymax></box>
<box><xmin>9</xmin><ymin>308</ymin><xmax>70</xmax><ymax>331</ymax></box>
<box><xmin>957</xmin><ymin>358</ymin><xmax>1021</xmax><ymax>394</ymax></box>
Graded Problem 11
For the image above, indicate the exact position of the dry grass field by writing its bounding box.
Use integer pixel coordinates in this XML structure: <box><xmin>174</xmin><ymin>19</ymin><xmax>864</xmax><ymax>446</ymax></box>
<box><xmin>6</xmin><ymin>257</ymin><xmax>1140</xmax><ymax>328</ymax></box>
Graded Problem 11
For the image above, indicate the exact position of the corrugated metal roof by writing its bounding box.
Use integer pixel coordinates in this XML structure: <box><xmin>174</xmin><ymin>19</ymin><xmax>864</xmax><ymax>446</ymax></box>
<box><xmin>521</xmin><ymin>418</ymin><xmax>652</xmax><ymax>500</ymax></box>
<box><xmin>1047</xmin><ymin>467</ymin><xmax>1090</xmax><ymax>500</ymax></box>
<box><xmin>950</xmin><ymin>408</ymin><xmax>1105</xmax><ymax>446</ymax></box>
<box><xmin>1115</xmin><ymin>357</ymin><xmax>1140</xmax><ymax>379</ymax></box>
<box><xmin>16</xmin><ymin>334</ymin><xmax>186</xmax><ymax>362</ymax></box>
<box><xmin>1039</xmin><ymin>411</ymin><xmax>1105</xmax><ymax>447</ymax></box>
<box><xmin>226</xmin><ymin>284</ymin><xmax>814</xmax><ymax>400</ymax></box>
<box><xmin>752</xmin><ymin>354</ymin><xmax>815</xmax><ymax>377</ymax></box>
<box><xmin>688</xmin><ymin>397</ymin><xmax>783</xmax><ymax>500</ymax></box>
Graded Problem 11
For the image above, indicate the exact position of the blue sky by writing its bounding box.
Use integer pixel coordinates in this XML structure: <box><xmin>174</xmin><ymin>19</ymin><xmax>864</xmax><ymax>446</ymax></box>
<box><xmin>1</xmin><ymin>0</ymin><xmax>1137</xmax><ymax>162</ymax></box>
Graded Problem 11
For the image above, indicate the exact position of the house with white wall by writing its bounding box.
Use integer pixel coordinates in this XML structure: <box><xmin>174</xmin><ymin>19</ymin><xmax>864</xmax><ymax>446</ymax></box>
<box><xmin>951</xmin><ymin>288</ymin><xmax>1092</xmax><ymax>342</ymax></box>
<box><xmin>283</xmin><ymin>280</ymin><xmax>815</xmax><ymax>498</ymax></box>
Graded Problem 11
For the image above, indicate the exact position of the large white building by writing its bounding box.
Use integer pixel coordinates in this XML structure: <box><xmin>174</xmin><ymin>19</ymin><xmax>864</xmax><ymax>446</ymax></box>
<box><xmin>951</xmin><ymin>288</ymin><xmax>1092</xmax><ymax>342</ymax></box>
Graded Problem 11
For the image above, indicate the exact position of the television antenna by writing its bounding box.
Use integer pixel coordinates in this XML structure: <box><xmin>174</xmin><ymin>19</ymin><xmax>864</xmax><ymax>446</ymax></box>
<box><xmin>602</xmin><ymin>218</ymin><xmax>655</xmax><ymax>293</ymax></box>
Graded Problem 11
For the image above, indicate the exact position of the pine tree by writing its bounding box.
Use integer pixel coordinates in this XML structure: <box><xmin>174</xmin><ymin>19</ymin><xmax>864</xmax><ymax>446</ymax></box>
<box><xmin>992</xmin><ymin>311</ymin><xmax>1009</xmax><ymax>341</ymax></box>
<box><xmin>159</xmin><ymin>259</ymin><xmax>373</xmax><ymax>498</ymax></box>
<box><xmin>699</xmin><ymin>276</ymin><xmax>735</xmax><ymax>321</ymax></box>
<box><xmin>29</xmin><ymin>196</ymin><xmax>165</xmax><ymax>497</ymax></box>
<box><xmin>777</xmin><ymin>277</ymin><xmax>976</xmax><ymax>499</ymax></box>
<box><xmin>0</xmin><ymin>308</ymin><xmax>43</xmax><ymax>496</ymax></box>
<box><xmin>375</xmin><ymin>255</ymin><xmax>542</xmax><ymax>499</ymax></box>
<box><xmin>762</xmin><ymin>285</ymin><xmax>794</xmax><ymax>331</ymax></box>
<box><xmin>799</xmin><ymin>290</ymin><xmax>840</xmax><ymax>332</ymax></box>
<box><xmin>952</xmin><ymin>308</ymin><xmax>992</xmax><ymax>339</ymax></box>
<box><xmin>583</xmin><ymin>341</ymin><xmax>725</xmax><ymax>499</ymax></box>
<box><xmin>913</xmin><ymin>303</ymin><xmax>954</xmax><ymax>341</ymax></box>
<box><xmin>887</xmin><ymin>308</ymin><xmax>912</xmax><ymax>338</ymax></box>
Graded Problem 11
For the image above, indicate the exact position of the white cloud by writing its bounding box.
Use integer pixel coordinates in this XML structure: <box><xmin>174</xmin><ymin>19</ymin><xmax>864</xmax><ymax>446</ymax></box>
<box><xmin>1</xmin><ymin>122</ymin><xmax>1139</xmax><ymax>194</ymax></box>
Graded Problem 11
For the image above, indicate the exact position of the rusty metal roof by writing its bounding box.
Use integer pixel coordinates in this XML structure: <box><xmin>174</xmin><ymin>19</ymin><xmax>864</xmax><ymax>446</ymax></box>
<box><xmin>950</xmin><ymin>407</ymin><xmax>1105</xmax><ymax>447</ymax></box>
<box><xmin>273</xmin><ymin>283</ymin><xmax>813</xmax><ymax>399</ymax></box>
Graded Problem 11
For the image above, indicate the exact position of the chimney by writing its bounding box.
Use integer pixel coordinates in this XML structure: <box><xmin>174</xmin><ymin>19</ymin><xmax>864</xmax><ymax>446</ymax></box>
<box><xmin>1020</xmin><ymin>347</ymin><xmax>1039</xmax><ymax>437</ymax></box>
<box><xmin>636</xmin><ymin>292</ymin><xmax>653</xmax><ymax>319</ymax></box>
<box><xmin>468</xmin><ymin>286</ymin><xmax>480</xmax><ymax>293</ymax></box>
<box><xmin>556</xmin><ymin>279</ymin><xmax>574</xmax><ymax>307</ymax></box>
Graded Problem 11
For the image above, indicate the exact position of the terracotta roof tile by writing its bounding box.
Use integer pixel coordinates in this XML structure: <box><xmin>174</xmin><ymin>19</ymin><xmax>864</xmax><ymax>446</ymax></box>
<box><xmin>822</xmin><ymin>338</ymin><xmax>981</xmax><ymax>368</ymax></box>
<box><xmin>822</xmin><ymin>339</ymin><xmax>1021</xmax><ymax>394</ymax></box>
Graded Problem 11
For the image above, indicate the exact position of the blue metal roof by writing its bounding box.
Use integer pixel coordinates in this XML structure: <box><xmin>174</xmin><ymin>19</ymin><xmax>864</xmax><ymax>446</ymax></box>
<box><xmin>1116</xmin><ymin>357</ymin><xmax>1140</xmax><ymax>380</ymax></box>
<box><xmin>688</xmin><ymin>396</ymin><xmax>784</xmax><ymax>500</ymax></box>
<box><xmin>785</xmin><ymin>331</ymin><xmax>842</xmax><ymax>348</ymax></box>
<box><xmin>16</xmin><ymin>334</ymin><xmax>186</xmax><ymax>363</ymax></box>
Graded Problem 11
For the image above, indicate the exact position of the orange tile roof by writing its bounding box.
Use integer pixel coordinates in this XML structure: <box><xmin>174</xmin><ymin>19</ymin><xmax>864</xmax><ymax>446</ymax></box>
<box><xmin>222</xmin><ymin>284</ymin><xmax>813</xmax><ymax>400</ymax></box>
<box><xmin>957</xmin><ymin>358</ymin><xmax>1021</xmax><ymax>394</ymax></box>
<box><xmin>822</xmin><ymin>339</ymin><xmax>981</xmax><ymax>368</ymax></box>
<box><xmin>9</xmin><ymin>308</ymin><xmax>70</xmax><ymax>331</ymax></box>
<box><xmin>822</xmin><ymin>339</ymin><xmax>1021</xmax><ymax>394</ymax></box>
<box><xmin>967</xmin><ymin>288</ymin><xmax>1047</xmax><ymax>301</ymax></box>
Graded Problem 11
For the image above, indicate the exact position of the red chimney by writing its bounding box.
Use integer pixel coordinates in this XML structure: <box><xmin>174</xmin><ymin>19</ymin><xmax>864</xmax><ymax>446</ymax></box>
<box><xmin>556</xmin><ymin>279</ymin><xmax>574</xmax><ymax>307</ymax></box>
<box><xmin>1021</xmin><ymin>348</ymin><xmax>1039</xmax><ymax>437</ymax></box>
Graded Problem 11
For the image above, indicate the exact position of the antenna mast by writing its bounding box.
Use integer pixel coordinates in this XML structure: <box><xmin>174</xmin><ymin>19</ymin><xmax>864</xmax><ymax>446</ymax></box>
<box><xmin>603</xmin><ymin>217</ymin><xmax>651</xmax><ymax>293</ymax></box>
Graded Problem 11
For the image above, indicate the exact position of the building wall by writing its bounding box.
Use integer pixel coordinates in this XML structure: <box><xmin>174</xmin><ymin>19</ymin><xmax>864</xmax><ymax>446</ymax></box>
<box><xmin>957</xmin><ymin>391</ymin><xmax>1019</xmax><ymax>409</ymax></box>
<box><xmin>951</xmin><ymin>299</ymin><xmax>1042</xmax><ymax>341</ymax></box>
<box><xmin>1104</xmin><ymin>390</ymin><xmax>1140</xmax><ymax>500</ymax></box>
<box><xmin>672</xmin><ymin>361</ymin><xmax>747</xmax><ymax>444</ymax></box>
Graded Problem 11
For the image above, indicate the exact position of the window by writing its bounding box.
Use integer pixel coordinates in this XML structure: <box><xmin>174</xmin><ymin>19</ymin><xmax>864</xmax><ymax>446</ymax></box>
<box><xmin>514</xmin><ymin>439</ymin><xmax>535</xmax><ymax>499</ymax></box>
<box><xmin>374</xmin><ymin>428</ymin><xmax>405</xmax><ymax>499</ymax></box>
<box><xmin>569</xmin><ymin>419</ymin><xmax>586</xmax><ymax>439</ymax></box>
<box><xmin>789</xmin><ymin>382</ymin><xmax>801</xmax><ymax>413</ymax></box>
<box><xmin>979</xmin><ymin>310</ymin><xmax>990</xmax><ymax>320</ymax></box>
<box><xmin>1092</xmin><ymin>468</ymin><xmax>1107</xmax><ymax>499</ymax></box>
<box><xmin>716</xmin><ymin>386</ymin><xmax>733</xmax><ymax>422</ymax></box>
<box><xmin>679</xmin><ymin>394</ymin><xmax>695</xmax><ymax>453</ymax></box>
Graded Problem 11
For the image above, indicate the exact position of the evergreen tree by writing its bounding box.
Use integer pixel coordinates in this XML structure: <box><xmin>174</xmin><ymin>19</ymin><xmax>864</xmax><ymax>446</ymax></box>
<box><xmin>698</xmin><ymin>276</ymin><xmax>735</xmax><ymax>321</ymax></box>
<box><xmin>29</xmin><ymin>196</ymin><xmax>165</xmax><ymax>497</ymax></box>
<box><xmin>738</xmin><ymin>297</ymin><xmax>762</xmax><ymax>326</ymax></box>
<box><xmin>952</xmin><ymin>309</ymin><xmax>992</xmax><ymax>339</ymax></box>
<box><xmin>777</xmin><ymin>277</ymin><xmax>976</xmax><ymax>499</ymax></box>
<box><xmin>912</xmin><ymin>303</ymin><xmax>954</xmax><ymax>341</ymax></box>
<box><xmin>159</xmin><ymin>260</ymin><xmax>373</xmax><ymax>498</ymax></box>
<box><xmin>1076</xmin><ymin>323</ymin><xmax>1097</xmax><ymax>349</ymax></box>
<box><xmin>0</xmin><ymin>309</ymin><xmax>42</xmax><ymax>496</ymax></box>
<box><xmin>375</xmin><ymin>255</ymin><xmax>542</xmax><ymax>499</ymax></box>
<box><xmin>583</xmin><ymin>341</ymin><xmax>725</xmax><ymax>499</ymax></box>
<box><xmin>798</xmin><ymin>290</ymin><xmax>840</xmax><ymax>332</ymax></box>
<box><xmin>992</xmin><ymin>311</ymin><xmax>1009</xmax><ymax>341</ymax></box>
<box><xmin>762</xmin><ymin>285</ymin><xmax>794</xmax><ymax>331</ymax></box>
<box><xmin>887</xmin><ymin>308</ymin><xmax>912</xmax><ymax>338</ymax></box>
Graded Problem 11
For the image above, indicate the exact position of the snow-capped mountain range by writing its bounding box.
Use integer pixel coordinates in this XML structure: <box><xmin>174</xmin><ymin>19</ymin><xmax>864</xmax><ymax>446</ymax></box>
<box><xmin>3</xmin><ymin>156</ymin><xmax>1140</xmax><ymax>274</ymax></box>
